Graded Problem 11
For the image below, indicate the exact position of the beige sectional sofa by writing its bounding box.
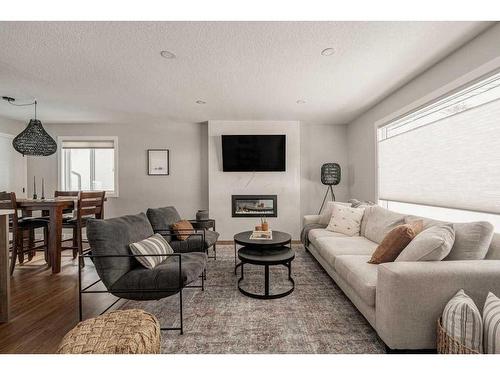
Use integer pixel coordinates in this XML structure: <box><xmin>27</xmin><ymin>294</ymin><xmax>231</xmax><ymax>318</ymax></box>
<box><xmin>303</xmin><ymin>205</ymin><xmax>500</xmax><ymax>351</ymax></box>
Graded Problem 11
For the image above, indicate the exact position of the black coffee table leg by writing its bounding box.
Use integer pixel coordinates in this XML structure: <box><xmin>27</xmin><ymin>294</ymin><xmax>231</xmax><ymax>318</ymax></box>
<box><xmin>264</xmin><ymin>265</ymin><xmax>269</xmax><ymax>296</ymax></box>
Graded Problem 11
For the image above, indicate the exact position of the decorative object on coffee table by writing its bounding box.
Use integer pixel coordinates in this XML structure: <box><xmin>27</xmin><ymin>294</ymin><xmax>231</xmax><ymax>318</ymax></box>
<box><xmin>318</xmin><ymin>163</ymin><xmax>341</xmax><ymax>214</ymax></box>
<box><xmin>57</xmin><ymin>309</ymin><xmax>161</xmax><ymax>354</ymax></box>
<box><xmin>147</xmin><ymin>149</ymin><xmax>169</xmax><ymax>175</ymax></box>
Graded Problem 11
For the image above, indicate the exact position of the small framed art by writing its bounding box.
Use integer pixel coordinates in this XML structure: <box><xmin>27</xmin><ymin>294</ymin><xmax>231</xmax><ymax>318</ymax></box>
<box><xmin>147</xmin><ymin>149</ymin><xmax>170</xmax><ymax>175</ymax></box>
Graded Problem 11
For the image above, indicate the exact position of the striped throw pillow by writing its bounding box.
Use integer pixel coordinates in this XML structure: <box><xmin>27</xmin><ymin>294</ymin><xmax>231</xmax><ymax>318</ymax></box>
<box><xmin>129</xmin><ymin>233</ymin><xmax>174</xmax><ymax>269</ymax></box>
<box><xmin>442</xmin><ymin>289</ymin><xmax>483</xmax><ymax>352</ymax></box>
<box><xmin>483</xmin><ymin>292</ymin><xmax>500</xmax><ymax>354</ymax></box>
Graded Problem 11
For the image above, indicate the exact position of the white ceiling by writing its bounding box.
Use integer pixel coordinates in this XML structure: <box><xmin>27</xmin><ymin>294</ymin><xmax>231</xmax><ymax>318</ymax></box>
<box><xmin>0</xmin><ymin>21</ymin><xmax>493</xmax><ymax>125</ymax></box>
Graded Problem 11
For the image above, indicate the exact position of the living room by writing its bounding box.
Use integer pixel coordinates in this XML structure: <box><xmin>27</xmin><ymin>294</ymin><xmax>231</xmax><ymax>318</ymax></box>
<box><xmin>1</xmin><ymin>1</ymin><xmax>500</xmax><ymax>373</ymax></box>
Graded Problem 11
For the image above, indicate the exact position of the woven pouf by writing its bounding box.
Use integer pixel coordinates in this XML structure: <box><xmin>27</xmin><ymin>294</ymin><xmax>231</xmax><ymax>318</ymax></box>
<box><xmin>57</xmin><ymin>309</ymin><xmax>161</xmax><ymax>354</ymax></box>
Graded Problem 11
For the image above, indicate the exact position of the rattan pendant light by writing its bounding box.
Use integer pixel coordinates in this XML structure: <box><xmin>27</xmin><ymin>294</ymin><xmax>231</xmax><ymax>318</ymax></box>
<box><xmin>5</xmin><ymin>97</ymin><xmax>57</xmax><ymax>156</ymax></box>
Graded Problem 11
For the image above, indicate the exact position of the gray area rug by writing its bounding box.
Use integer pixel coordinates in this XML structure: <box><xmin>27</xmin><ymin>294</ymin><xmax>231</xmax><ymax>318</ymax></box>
<box><xmin>121</xmin><ymin>244</ymin><xmax>385</xmax><ymax>353</ymax></box>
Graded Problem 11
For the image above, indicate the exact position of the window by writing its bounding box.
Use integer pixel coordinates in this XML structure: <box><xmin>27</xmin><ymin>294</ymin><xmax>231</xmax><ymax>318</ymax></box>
<box><xmin>377</xmin><ymin>70</ymin><xmax>500</xmax><ymax>231</ymax></box>
<box><xmin>58</xmin><ymin>137</ymin><xmax>118</xmax><ymax>197</ymax></box>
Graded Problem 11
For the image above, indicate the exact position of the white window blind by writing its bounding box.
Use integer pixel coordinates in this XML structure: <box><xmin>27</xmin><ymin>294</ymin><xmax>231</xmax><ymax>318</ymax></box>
<box><xmin>378</xmin><ymin>71</ymin><xmax>500</xmax><ymax>215</ymax></box>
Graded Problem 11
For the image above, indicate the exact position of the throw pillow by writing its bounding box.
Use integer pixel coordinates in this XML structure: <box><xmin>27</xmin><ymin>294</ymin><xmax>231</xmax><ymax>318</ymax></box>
<box><xmin>396</xmin><ymin>224</ymin><xmax>455</xmax><ymax>262</ymax></box>
<box><xmin>444</xmin><ymin>221</ymin><xmax>495</xmax><ymax>261</ymax></box>
<box><xmin>129</xmin><ymin>233</ymin><xmax>173</xmax><ymax>269</ymax></box>
<box><xmin>483</xmin><ymin>292</ymin><xmax>500</xmax><ymax>354</ymax></box>
<box><xmin>319</xmin><ymin>201</ymin><xmax>351</xmax><ymax>225</ymax></box>
<box><xmin>442</xmin><ymin>289</ymin><xmax>483</xmax><ymax>353</ymax></box>
<box><xmin>368</xmin><ymin>221</ymin><xmax>423</xmax><ymax>264</ymax></box>
<box><xmin>325</xmin><ymin>203</ymin><xmax>365</xmax><ymax>236</ymax></box>
<box><xmin>172</xmin><ymin>220</ymin><xmax>195</xmax><ymax>241</ymax></box>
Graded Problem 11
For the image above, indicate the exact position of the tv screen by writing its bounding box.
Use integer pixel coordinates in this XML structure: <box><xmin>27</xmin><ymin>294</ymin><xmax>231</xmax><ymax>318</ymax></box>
<box><xmin>222</xmin><ymin>135</ymin><xmax>286</xmax><ymax>172</ymax></box>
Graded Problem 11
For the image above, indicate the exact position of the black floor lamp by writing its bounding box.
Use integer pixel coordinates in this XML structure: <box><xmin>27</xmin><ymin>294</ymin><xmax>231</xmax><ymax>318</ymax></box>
<box><xmin>318</xmin><ymin>163</ymin><xmax>341</xmax><ymax>214</ymax></box>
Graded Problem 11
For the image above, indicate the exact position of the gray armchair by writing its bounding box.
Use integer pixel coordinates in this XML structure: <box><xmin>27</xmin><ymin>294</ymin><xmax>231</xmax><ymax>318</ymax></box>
<box><xmin>146</xmin><ymin>206</ymin><xmax>219</xmax><ymax>255</ymax></box>
<box><xmin>83</xmin><ymin>213</ymin><xmax>207</xmax><ymax>334</ymax></box>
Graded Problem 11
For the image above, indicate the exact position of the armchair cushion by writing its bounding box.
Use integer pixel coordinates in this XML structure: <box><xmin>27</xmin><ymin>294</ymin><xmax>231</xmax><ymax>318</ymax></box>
<box><xmin>109</xmin><ymin>252</ymin><xmax>207</xmax><ymax>300</ymax></box>
<box><xmin>169</xmin><ymin>235</ymin><xmax>204</xmax><ymax>253</ymax></box>
<box><xmin>146</xmin><ymin>207</ymin><xmax>181</xmax><ymax>241</ymax></box>
<box><xmin>87</xmin><ymin>213</ymin><xmax>154</xmax><ymax>288</ymax></box>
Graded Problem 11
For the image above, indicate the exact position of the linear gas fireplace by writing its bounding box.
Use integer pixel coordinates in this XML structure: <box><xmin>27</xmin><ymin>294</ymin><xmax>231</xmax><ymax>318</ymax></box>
<box><xmin>232</xmin><ymin>195</ymin><xmax>277</xmax><ymax>218</ymax></box>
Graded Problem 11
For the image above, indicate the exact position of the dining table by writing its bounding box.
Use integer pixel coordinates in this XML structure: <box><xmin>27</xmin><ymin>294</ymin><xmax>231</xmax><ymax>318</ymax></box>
<box><xmin>16</xmin><ymin>197</ymin><xmax>79</xmax><ymax>274</ymax></box>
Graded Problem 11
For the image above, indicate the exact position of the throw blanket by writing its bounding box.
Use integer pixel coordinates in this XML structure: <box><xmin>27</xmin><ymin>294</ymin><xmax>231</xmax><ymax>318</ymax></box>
<box><xmin>300</xmin><ymin>223</ymin><xmax>327</xmax><ymax>247</ymax></box>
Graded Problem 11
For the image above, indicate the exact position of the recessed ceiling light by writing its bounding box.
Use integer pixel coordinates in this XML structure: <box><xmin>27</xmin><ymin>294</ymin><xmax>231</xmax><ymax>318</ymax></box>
<box><xmin>160</xmin><ymin>50</ymin><xmax>176</xmax><ymax>59</ymax></box>
<box><xmin>196</xmin><ymin>100</ymin><xmax>206</xmax><ymax>105</ymax></box>
<box><xmin>321</xmin><ymin>48</ymin><xmax>335</xmax><ymax>56</ymax></box>
<box><xmin>296</xmin><ymin>100</ymin><xmax>306</xmax><ymax>104</ymax></box>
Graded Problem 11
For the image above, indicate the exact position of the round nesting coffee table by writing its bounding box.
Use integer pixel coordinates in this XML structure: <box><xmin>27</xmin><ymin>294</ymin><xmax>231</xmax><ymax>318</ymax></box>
<box><xmin>233</xmin><ymin>230</ymin><xmax>292</xmax><ymax>271</ymax></box>
<box><xmin>237</xmin><ymin>246</ymin><xmax>295</xmax><ymax>299</ymax></box>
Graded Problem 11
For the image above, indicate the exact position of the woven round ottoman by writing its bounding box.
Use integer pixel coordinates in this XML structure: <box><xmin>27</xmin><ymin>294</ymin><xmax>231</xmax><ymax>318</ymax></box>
<box><xmin>57</xmin><ymin>309</ymin><xmax>161</xmax><ymax>354</ymax></box>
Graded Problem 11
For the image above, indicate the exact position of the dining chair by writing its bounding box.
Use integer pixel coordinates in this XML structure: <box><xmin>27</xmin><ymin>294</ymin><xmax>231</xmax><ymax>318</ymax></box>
<box><xmin>61</xmin><ymin>191</ymin><xmax>105</xmax><ymax>266</ymax></box>
<box><xmin>0</xmin><ymin>192</ymin><xmax>49</xmax><ymax>275</ymax></box>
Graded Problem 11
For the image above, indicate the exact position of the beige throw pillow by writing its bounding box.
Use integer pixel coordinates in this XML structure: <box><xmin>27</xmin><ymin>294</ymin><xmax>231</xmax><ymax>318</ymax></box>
<box><xmin>368</xmin><ymin>221</ymin><xmax>423</xmax><ymax>264</ymax></box>
<box><xmin>319</xmin><ymin>201</ymin><xmax>351</xmax><ymax>225</ymax></box>
<box><xmin>483</xmin><ymin>292</ymin><xmax>500</xmax><ymax>354</ymax></box>
<box><xmin>442</xmin><ymin>289</ymin><xmax>483</xmax><ymax>353</ymax></box>
<box><xmin>326</xmin><ymin>203</ymin><xmax>365</xmax><ymax>236</ymax></box>
<box><xmin>396</xmin><ymin>224</ymin><xmax>455</xmax><ymax>262</ymax></box>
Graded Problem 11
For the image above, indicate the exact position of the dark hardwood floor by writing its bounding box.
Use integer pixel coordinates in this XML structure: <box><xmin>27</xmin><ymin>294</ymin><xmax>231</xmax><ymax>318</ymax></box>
<box><xmin>0</xmin><ymin>250</ymin><xmax>124</xmax><ymax>353</ymax></box>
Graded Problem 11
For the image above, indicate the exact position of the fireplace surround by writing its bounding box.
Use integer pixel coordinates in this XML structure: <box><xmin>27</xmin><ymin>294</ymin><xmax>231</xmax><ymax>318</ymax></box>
<box><xmin>231</xmin><ymin>195</ymin><xmax>277</xmax><ymax>217</ymax></box>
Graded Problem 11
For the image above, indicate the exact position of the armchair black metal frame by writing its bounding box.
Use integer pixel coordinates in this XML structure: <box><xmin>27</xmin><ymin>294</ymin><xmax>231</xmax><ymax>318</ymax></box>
<box><xmin>78</xmin><ymin>231</ymin><xmax>206</xmax><ymax>335</ymax></box>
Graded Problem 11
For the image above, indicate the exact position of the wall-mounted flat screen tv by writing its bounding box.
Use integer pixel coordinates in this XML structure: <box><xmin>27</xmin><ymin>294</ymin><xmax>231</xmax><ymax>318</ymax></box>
<box><xmin>222</xmin><ymin>134</ymin><xmax>286</xmax><ymax>172</ymax></box>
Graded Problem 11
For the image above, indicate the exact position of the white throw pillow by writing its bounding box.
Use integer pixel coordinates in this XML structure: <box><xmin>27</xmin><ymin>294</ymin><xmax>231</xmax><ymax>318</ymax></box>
<box><xmin>442</xmin><ymin>289</ymin><xmax>483</xmax><ymax>353</ymax></box>
<box><xmin>395</xmin><ymin>224</ymin><xmax>455</xmax><ymax>261</ymax></box>
<box><xmin>129</xmin><ymin>233</ymin><xmax>173</xmax><ymax>269</ymax></box>
<box><xmin>326</xmin><ymin>203</ymin><xmax>365</xmax><ymax>236</ymax></box>
<box><xmin>483</xmin><ymin>292</ymin><xmax>500</xmax><ymax>354</ymax></box>
<box><xmin>319</xmin><ymin>201</ymin><xmax>351</xmax><ymax>225</ymax></box>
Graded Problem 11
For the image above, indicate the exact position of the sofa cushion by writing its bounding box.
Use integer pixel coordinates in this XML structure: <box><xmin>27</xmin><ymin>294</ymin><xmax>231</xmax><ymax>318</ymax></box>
<box><xmin>405</xmin><ymin>215</ymin><xmax>496</xmax><ymax>260</ymax></box>
<box><xmin>396</xmin><ymin>224</ymin><xmax>455</xmax><ymax>262</ymax></box>
<box><xmin>308</xmin><ymin>228</ymin><xmax>347</xmax><ymax>246</ymax></box>
<box><xmin>445</xmin><ymin>221</ymin><xmax>495</xmax><ymax>261</ymax></box>
<box><xmin>335</xmin><ymin>255</ymin><xmax>377</xmax><ymax>307</ymax></box>
<box><xmin>314</xmin><ymin>236</ymin><xmax>378</xmax><ymax>268</ymax></box>
<box><xmin>368</xmin><ymin>221</ymin><xmax>423</xmax><ymax>264</ymax></box>
<box><xmin>362</xmin><ymin>206</ymin><xmax>406</xmax><ymax>244</ymax></box>
<box><xmin>326</xmin><ymin>204</ymin><xmax>365</xmax><ymax>236</ymax></box>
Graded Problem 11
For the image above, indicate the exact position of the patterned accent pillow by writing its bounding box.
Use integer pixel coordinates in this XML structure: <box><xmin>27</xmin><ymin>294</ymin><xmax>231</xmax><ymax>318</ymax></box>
<box><xmin>129</xmin><ymin>233</ymin><xmax>173</xmax><ymax>269</ymax></box>
<box><xmin>326</xmin><ymin>203</ymin><xmax>365</xmax><ymax>236</ymax></box>
<box><xmin>442</xmin><ymin>289</ymin><xmax>483</xmax><ymax>353</ymax></box>
<box><xmin>368</xmin><ymin>221</ymin><xmax>423</xmax><ymax>264</ymax></box>
<box><xmin>483</xmin><ymin>292</ymin><xmax>500</xmax><ymax>354</ymax></box>
<box><xmin>172</xmin><ymin>220</ymin><xmax>195</xmax><ymax>241</ymax></box>
<box><xmin>319</xmin><ymin>201</ymin><xmax>351</xmax><ymax>225</ymax></box>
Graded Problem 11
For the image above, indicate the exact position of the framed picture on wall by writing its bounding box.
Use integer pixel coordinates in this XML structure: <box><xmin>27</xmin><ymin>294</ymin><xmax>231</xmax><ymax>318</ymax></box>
<box><xmin>147</xmin><ymin>149</ymin><xmax>170</xmax><ymax>175</ymax></box>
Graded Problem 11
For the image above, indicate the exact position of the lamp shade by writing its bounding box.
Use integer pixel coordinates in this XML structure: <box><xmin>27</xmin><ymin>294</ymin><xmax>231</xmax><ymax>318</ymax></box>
<box><xmin>321</xmin><ymin>163</ymin><xmax>341</xmax><ymax>185</ymax></box>
<box><xmin>12</xmin><ymin>119</ymin><xmax>57</xmax><ymax>156</ymax></box>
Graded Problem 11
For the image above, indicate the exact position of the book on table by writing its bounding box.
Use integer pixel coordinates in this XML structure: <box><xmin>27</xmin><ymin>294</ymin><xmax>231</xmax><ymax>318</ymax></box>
<box><xmin>249</xmin><ymin>230</ymin><xmax>272</xmax><ymax>240</ymax></box>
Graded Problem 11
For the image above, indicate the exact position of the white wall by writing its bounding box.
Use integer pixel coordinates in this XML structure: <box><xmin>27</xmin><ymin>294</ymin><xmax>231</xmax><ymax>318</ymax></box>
<box><xmin>208</xmin><ymin>121</ymin><xmax>301</xmax><ymax>240</ymax></box>
<box><xmin>0</xmin><ymin>116</ymin><xmax>27</xmax><ymax>196</ymax></box>
<box><xmin>300</xmin><ymin>123</ymin><xmax>349</xmax><ymax>218</ymax></box>
<box><xmin>27</xmin><ymin>121</ymin><xmax>208</xmax><ymax>219</ymax></box>
<box><xmin>0</xmin><ymin>116</ymin><xmax>23</xmax><ymax>134</ymax></box>
<box><xmin>347</xmin><ymin>23</ymin><xmax>500</xmax><ymax>201</ymax></box>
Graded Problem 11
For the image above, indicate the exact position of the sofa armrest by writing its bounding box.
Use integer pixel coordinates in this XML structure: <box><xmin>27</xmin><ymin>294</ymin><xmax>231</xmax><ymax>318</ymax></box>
<box><xmin>376</xmin><ymin>260</ymin><xmax>500</xmax><ymax>350</ymax></box>
<box><xmin>303</xmin><ymin>214</ymin><xmax>321</xmax><ymax>226</ymax></box>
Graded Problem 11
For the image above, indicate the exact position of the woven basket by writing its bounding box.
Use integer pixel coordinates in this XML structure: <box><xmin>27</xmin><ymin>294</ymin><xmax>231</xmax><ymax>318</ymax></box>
<box><xmin>57</xmin><ymin>309</ymin><xmax>161</xmax><ymax>354</ymax></box>
<box><xmin>436</xmin><ymin>318</ymin><xmax>480</xmax><ymax>354</ymax></box>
